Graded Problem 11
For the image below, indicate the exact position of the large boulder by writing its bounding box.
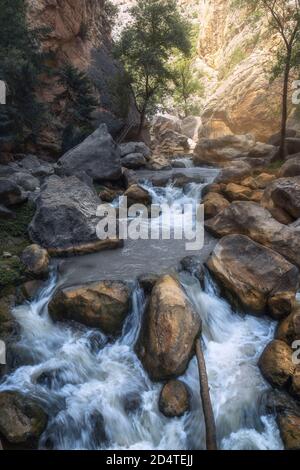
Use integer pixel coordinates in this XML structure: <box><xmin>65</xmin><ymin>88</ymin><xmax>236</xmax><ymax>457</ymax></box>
<box><xmin>215</xmin><ymin>161</ymin><xmax>252</xmax><ymax>184</ymax></box>
<box><xmin>21</xmin><ymin>244</ymin><xmax>49</xmax><ymax>278</ymax></box>
<box><xmin>261</xmin><ymin>177</ymin><xmax>300</xmax><ymax>220</ymax></box>
<box><xmin>48</xmin><ymin>281</ymin><xmax>131</xmax><ymax>336</ymax></box>
<box><xmin>259</xmin><ymin>340</ymin><xmax>295</xmax><ymax>388</ymax></box>
<box><xmin>0</xmin><ymin>391</ymin><xmax>47</xmax><ymax>448</ymax></box>
<box><xmin>285</xmin><ymin>138</ymin><xmax>300</xmax><ymax>156</ymax></box>
<box><xmin>56</xmin><ymin>124</ymin><xmax>122</xmax><ymax>182</ymax></box>
<box><xmin>136</xmin><ymin>275</ymin><xmax>201</xmax><ymax>381</ymax></box>
<box><xmin>29</xmin><ymin>175</ymin><xmax>121</xmax><ymax>255</ymax></box>
<box><xmin>159</xmin><ymin>380</ymin><xmax>190</xmax><ymax>418</ymax></box>
<box><xmin>193</xmin><ymin>134</ymin><xmax>275</xmax><ymax>167</ymax></box>
<box><xmin>207</xmin><ymin>235</ymin><xmax>299</xmax><ymax>319</ymax></box>
<box><xmin>205</xmin><ymin>202</ymin><xmax>300</xmax><ymax>267</ymax></box>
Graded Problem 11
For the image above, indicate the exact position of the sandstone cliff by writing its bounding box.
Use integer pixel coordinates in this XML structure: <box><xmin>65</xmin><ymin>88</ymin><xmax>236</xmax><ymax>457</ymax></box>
<box><xmin>195</xmin><ymin>0</ymin><xmax>298</xmax><ymax>141</ymax></box>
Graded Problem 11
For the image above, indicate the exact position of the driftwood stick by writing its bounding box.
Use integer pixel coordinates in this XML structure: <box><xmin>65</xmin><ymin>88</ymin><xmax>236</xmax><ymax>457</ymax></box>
<box><xmin>195</xmin><ymin>337</ymin><xmax>218</xmax><ymax>450</ymax></box>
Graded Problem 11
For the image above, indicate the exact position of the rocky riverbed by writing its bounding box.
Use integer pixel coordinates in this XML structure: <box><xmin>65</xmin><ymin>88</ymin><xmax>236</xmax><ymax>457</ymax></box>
<box><xmin>0</xmin><ymin>120</ymin><xmax>300</xmax><ymax>450</ymax></box>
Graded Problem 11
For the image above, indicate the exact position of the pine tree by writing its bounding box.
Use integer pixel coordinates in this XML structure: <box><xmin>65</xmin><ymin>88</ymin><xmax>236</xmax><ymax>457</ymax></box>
<box><xmin>56</xmin><ymin>64</ymin><xmax>98</xmax><ymax>152</ymax></box>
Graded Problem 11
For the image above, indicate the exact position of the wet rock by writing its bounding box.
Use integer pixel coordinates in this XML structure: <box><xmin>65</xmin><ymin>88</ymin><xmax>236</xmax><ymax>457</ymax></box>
<box><xmin>0</xmin><ymin>391</ymin><xmax>47</xmax><ymax>448</ymax></box>
<box><xmin>261</xmin><ymin>177</ymin><xmax>300</xmax><ymax>220</ymax></box>
<box><xmin>290</xmin><ymin>368</ymin><xmax>300</xmax><ymax>400</ymax></box>
<box><xmin>56</xmin><ymin>124</ymin><xmax>122</xmax><ymax>182</ymax></box>
<box><xmin>124</xmin><ymin>184</ymin><xmax>152</xmax><ymax>206</ymax></box>
<box><xmin>278</xmin><ymin>413</ymin><xmax>300</xmax><ymax>450</ymax></box>
<box><xmin>203</xmin><ymin>192</ymin><xmax>230</xmax><ymax>219</ymax></box>
<box><xmin>259</xmin><ymin>340</ymin><xmax>295</xmax><ymax>388</ymax></box>
<box><xmin>205</xmin><ymin>201</ymin><xmax>300</xmax><ymax>267</ymax></box>
<box><xmin>29</xmin><ymin>175</ymin><xmax>121</xmax><ymax>254</ymax></box>
<box><xmin>138</xmin><ymin>273</ymin><xmax>160</xmax><ymax>295</ymax></box>
<box><xmin>207</xmin><ymin>235</ymin><xmax>298</xmax><ymax>319</ymax></box>
<box><xmin>0</xmin><ymin>179</ymin><xmax>26</xmax><ymax>206</ymax></box>
<box><xmin>159</xmin><ymin>380</ymin><xmax>190</xmax><ymax>418</ymax></box>
<box><xmin>98</xmin><ymin>186</ymin><xmax>123</xmax><ymax>203</ymax></box>
<box><xmin>276</xmin><ymin>306</ymin><xmax>300</xmax><ymax>346</ymax></box>
<box><xmin>48</xmin><ymin>281</ymin><xmax>131</xmax><ymax>336</ymax></box>
<box><xmin>136</xmin><ymin>275</ymin><xmax>201</xmax><ymax>381</ymax></box>
<box><xmin>180</xmin><ymin>256</ymin><xmax>204</xmax><ymax>283</ymax></box>
<box><xmin>21</xmin><ymin>245</ymin><xmax>49</xmax><ymax>278</ymax></box>
<box><xmin>120</xmin><ymin>142</ymin><xmax>151</xmax><ymax>159</ymax></box>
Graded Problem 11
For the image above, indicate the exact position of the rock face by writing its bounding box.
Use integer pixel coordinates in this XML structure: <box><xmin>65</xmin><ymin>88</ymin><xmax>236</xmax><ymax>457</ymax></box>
<box><xmin>48</xmin><ymin>281</ymin><xmax>131</xmax><ymax>336</ymax></box>
<box><xmin>0</xmin><ymin>391</ymin><xmax>47</xmax><ymax>448</ymax></box>
<box><xmin>207</xmin><ymin>235</ymin><xmax>299</xmax><ymax>319</ymax></box>
<box><xmin>159</xmin><ymin>380</ymin><xmax>190</xmax><ymax>418</ymax></box>
<box><xmin>29</xmin><ymin>175</ymin><xmax>121</xmax><ymax>254</ymax></box>
<box><xmin>205</xmin><ymin>202</ymin><xmax>300</xmax><ymax>267</ymax></box>
<box><xmin>194</xmin><ymin>0</ymin><xmax>299</xmax><ymax>141</ymax></box>
<box><xmin>21</xmin><ymin>245</ymin><xmax>49</xmax><ymax>278</ymax></box>
<box><xmin>136</xmin><ymin>275</ymin><xmax>201</xmax><ymax>381</ymax></box>
<box><xmin>56</xmin><ymin>125</ymin><xmax>122</xmax><ymax>182</ymax></box>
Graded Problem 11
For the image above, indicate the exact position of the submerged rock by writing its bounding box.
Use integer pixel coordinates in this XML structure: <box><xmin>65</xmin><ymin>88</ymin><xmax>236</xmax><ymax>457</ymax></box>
<box><xmin>0</xmin><ymin>391</ymin><xmax>47</xmax><ymax>448</ymax></box>
<box><xmin>48</xmin><ymin>281</ymin><xmax>131</xmax><ymax>336</ymax></box>
<box><xmin>136</xmin><ymin>275</ymin><xmax>201</xmax><ymax>381</ymax></box>
<box><xmin>56</xmin><ymin>124</ymin><xmax>122</xmax><ymax>182</ymax></box>
<box><xmin>205</xmin><ymin>201</ymin><xmax>300</xmax><ymax>268</ymax></box>
<box><xmin>159</xmin><ymin>380</ymin><xmax>190</xmax><ymax>418</ymax></box>
<box><xmin>207</xmin><ymin>235</ymin><xmax>298</xmax><ymax>319</ymax></box>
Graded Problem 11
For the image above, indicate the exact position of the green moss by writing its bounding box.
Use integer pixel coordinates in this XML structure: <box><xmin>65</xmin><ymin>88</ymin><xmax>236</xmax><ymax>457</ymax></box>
<box><xmin>0</xmin><ymin>256</ymin><xmax>25</xmax><ymax>290</ymax></box>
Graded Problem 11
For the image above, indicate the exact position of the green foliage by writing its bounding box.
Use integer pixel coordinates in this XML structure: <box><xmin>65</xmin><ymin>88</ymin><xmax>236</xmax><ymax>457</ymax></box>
<box><xmin>56</xmin><ymin>64</ymin><xmax>98</xmax><ymax>152</ymax></box>
<box><xmin>114</xmin><ymin>0</ymin><xmax>191</xmax><ymax>127</ymax></box>
<box><xmin>109</xmin><ymin>72</ymin><xmax>131</xmax><ymax>119</ymax></box>
<box><xmin>0</xmin><ymin>0</ymin><xmax>49</xmax><ymax>148</ymax></box>
<box><xmin>104</xmin><ymin>0</ymin><xmax>119</xmax><ymax>28</ymax></box>
<box><xmin>171</xmin><ymin>56</ymin><xmax>204</xmax><ymax>117</ymax></box>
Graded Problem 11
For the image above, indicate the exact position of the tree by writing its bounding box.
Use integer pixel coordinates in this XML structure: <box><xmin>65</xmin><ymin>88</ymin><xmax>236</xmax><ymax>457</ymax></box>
<box><xmin>56</xmin><ymin>64</ymin><xmax>98</xmax><ymax>152</ymax></box>
<box><xmin>236</xmin><ymin>0</ymin><xmax>300</xmax><ymax>159</ymax></box>
<box><xmin>0</xmin><ymin>0</ymin><xmax>48</xmax><ymax>149</ymax></box>
<box><xmin>172</xmin><ymin>55</ymin><xmax>204</xmax><ymax>118</ymax></box>
<box><xmin>114</xmin><ymin>0</ymin><xmax>191</xmax><ymax>135</ymax></box>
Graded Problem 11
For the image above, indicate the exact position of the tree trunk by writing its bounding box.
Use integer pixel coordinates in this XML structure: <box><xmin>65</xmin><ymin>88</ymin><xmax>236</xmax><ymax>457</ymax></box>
<box><xmin>195</xmin><ymin>338</ymin><xmax>218</xmax><ymax>450</ymax></box>
<box><xmin>279</xmin><ymin>50</ymin><xmax>292</xmax><ymax>160</ymax></box>
<box><xmin>138</xmin><ymin>106</ymin><xmax>147</xmax><ymax>138</ymax></box>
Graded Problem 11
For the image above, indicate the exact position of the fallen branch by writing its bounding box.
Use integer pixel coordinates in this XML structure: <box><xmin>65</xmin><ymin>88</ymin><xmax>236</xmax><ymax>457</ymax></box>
<box><xmin>195</xmin><ymin>337</ymin><xmax>218</xmax><ymax>450</ymax></box>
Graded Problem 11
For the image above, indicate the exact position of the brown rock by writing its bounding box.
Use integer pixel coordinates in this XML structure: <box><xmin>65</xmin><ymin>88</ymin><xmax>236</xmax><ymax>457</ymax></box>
<box><xmin>21</xmin><ymin>280</ymin><xmax>44</xmax><ymax>300</ymax></box>
<box><xmin>21</xmin><ymin>244</ymin><xmax>49</xmax><ymax>278</ymax></box>
<box><xmin>278</xmin><ymin>413</ymin><xmax>300</xmax><ymax>450</ymax></box>
<box><xmin>255</xmin><ymin>173</ymin><xmax>277</xmax><ymax>189</ymax></box>
<box><xmin>207</xmin><ymin>235</ymin><xmax>298</xmax><ymax>319</ymax></box>
<box><xmin>0</xmin><ymin>391</ymin><xmax>47</xmax><ymax>448</ymax></box>
<box><xmin>241</xmin><ymin>176</ymin><xmax>258</xmax><ymax>190</ymax></box>
<box><xmin>224</xmin><ymin>183</ymin><xmax>253</xmax><ymax>202</ymax></box>
<box><xmin>280</xmin><ymin>156</ymin><xmax>300</xmax><ymax>178</ymax></box>
<box><xmin>124</xmin><ymin>184</ymin><xmax>152</xmax><ymax>206</ymax></box>
<box><xmin>215</xmin><ymin>161</ymin><xmax>252</xmax><ymax>184</ymax></box>
<box><xmin>259</xmin><ymin>340</ymin><xmax>295</xmax><ymax>388</ymax></box>
<box><xmin>159</xmin><ymin>380</ymin><xmax>190</xmax><ymax>418</ymax></box>
<box><xmin>203</xmin><ymin>192</ymin><xmax>230</xmax><ymax>219</ymax></box>
<box><xmin>267</xmin><ymin>207</ymin><xmax>294</xmax><ymax>225</ymax></box>
<box><xmin>136</xmin><ymin>275</ymin><xmax>201</xmax><ymax>381</ymax></box>
<box><xmin>137</xmin><ymin>273</ymin><xmax>160</xmax><ymax>295</ymax></box>
<box><xmin>291</xmin><ymin>368</ymin><xmax>300</xmax><ymax>400</ymax></box>
<box><xmin>205</xmin><ymin>201</ymin><xmax>300</xmax><ymax>267</ymax></box>
<box><xmin>276</xmin><ymin>307</ymin><xmax>300</xmax><ymax>346</ymax></box>
<box><xmin>99</xmin><ymin>187</ymin><xmax>123</xmax><ymax>203</ymax></box>
<box><xmin>261</xmin><ymin>177</ymin><xmax>300</xmax><ymax>220</ymax></box>
<box><xmin>48</xmin><ymin>281</ymin><xmax>131</xmax><ymax>336</ymax></box>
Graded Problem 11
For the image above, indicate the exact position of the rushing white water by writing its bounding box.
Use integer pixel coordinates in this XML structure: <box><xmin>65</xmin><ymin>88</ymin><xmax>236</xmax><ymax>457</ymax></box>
<box><xmin>0</xmin><ymin>175</ymin><xmax>283</xmax><ymax>450</ymax></box>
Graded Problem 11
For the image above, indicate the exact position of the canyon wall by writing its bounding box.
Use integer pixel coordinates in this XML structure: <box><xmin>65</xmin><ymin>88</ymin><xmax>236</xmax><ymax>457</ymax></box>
<box><xmin>195</xmin><ymin>0</ymin><xmax>297</xmax><ymax>141</ymax></box>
